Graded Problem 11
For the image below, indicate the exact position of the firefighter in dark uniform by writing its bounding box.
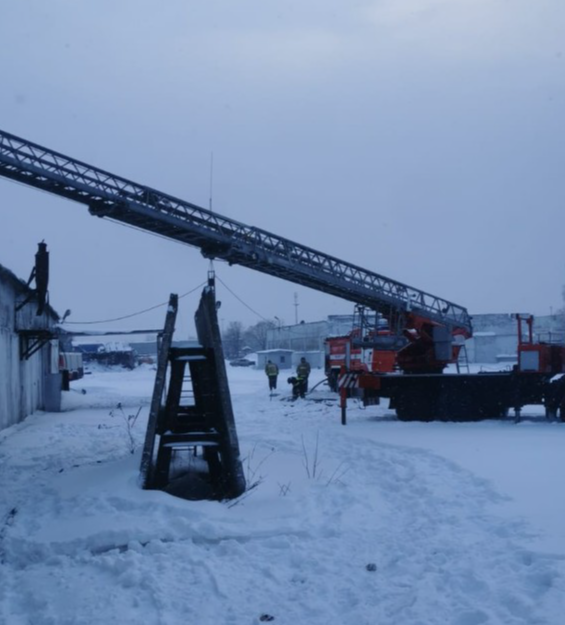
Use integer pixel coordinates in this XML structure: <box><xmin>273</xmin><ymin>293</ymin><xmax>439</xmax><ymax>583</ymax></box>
<box><xmin>296</xmin><ymin>357</ymin><xmax>311</xmax><ymax>397</ymax></box>
<box><xmin>287</xmin><ymin>376</ymin><xmax>304</xmax><ymax>400</ymax></box>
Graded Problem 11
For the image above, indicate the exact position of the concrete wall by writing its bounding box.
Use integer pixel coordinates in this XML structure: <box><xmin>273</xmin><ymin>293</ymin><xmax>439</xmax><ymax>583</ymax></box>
<box><xmin>0</xmin><ymin>266</ymin><xmax>61</xmax><ymax>430</ymax></box>
<box><xmin>467</xmin><ymin>313</ymin><xmax>564</xmax><ymax>363</ymax></box>
<box><xmin>291</xmin><ymin>350</ymin><xmax>325</xmax><ymax>369</ymax></box>
<box><xmin>267</xmin><ymin>320</ymin><xmax>328</xmax><ymax>351</ymax></box>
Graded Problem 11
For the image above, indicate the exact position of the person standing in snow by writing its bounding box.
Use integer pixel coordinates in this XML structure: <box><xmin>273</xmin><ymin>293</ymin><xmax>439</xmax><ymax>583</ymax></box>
<box><xmin>296</xmin><ymin>357</ymin><xmax>311</xmax><ymax>396</ymax></box>
<box><xmin>265</xmin><ymin>359</ymin><xmax>279</xmax><ymax>391</ymax></box>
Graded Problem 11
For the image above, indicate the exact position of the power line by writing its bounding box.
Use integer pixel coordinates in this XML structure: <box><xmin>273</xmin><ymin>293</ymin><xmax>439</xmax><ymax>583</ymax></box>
<box><xmin>215</xmin><ymin>274</ymin><xmax>269</xmax><ymax>322</ymax></box>
<box><xmin>63</xmin><ymin>281</ymin><xmax>208</xmax><ymax>325</ymax></box>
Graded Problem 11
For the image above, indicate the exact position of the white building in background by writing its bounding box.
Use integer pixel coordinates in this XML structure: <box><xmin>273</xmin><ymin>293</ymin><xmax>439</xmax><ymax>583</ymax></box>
<box><xmin>466</xmin><ymin>313</ymin><xmax>564</xmax><ymax>364</ymax></box>
<box><xmin>0</xmin><ymin>263</ymin><xmax>62</xmax><ymax>430</ymax></box>
<box><xmin>266</xmin><ymin>316</ymin><xmax>355</xmax><ymax>353</ymax></box>
<box><xmin>256</xmin><ymin>349</ymin><xmax>293</xmax><ymax>371</ymax></box>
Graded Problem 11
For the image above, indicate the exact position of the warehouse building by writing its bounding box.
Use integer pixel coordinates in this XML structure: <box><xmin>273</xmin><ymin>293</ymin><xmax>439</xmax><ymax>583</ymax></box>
<box><xmin>0</xmin><ymin>261</ymin><xmax>62</xmax><ymax>431</ymax></box>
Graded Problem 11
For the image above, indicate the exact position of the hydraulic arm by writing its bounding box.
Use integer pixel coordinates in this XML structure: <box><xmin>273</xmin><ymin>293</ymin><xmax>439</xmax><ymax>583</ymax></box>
<box><xmin>0</xmin><ymin>129</ymin><xmax>472</xmax><ymax>336</ymax></box>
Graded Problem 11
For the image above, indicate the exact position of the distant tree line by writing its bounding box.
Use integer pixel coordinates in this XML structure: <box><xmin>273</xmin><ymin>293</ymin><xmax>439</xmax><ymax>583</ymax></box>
<box><xmin>222</xmin><ymin>319</ymin><xmax>276</xmax><ymax>358</ymax></box>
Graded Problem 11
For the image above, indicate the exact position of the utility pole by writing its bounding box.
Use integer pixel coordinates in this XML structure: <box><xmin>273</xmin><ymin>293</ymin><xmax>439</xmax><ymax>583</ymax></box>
<box><xmin>294</xmin><ymin>292</ymin><xmax>299</xmax><ymax>325</ymax></box>
<box><xmin>274</xmin><ymin>316</ymin><xmax>282</xmax><ymax>349</ymax></box>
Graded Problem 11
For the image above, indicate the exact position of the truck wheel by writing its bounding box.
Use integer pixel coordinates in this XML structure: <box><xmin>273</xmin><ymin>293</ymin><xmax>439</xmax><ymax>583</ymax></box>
<box><xmin>395</xmin><ymin>395</ymin><xmax>436</xmax><ymax>422</ymax></box>
<box><xmin>327</xmin><ymin>370</ymin><xmax>339</xmax><ymax>393</ymax></box>
<box><xmin>545</xmin><ymin>405</ymin><xmax>558</xmax><ymax>420</ymax></box>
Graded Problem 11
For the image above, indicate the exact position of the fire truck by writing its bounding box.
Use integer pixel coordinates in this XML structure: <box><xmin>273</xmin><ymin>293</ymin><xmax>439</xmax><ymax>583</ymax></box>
<box><xmin>325</xmin><ymin>307</ymin><xmax>397</xmax><ymax>391</ymax></box>
<box><xmin>324</xmin><ymin>303</ymin><xmax>471</xmax><ymax>390</ymax></box>
<box><xmin>355</xmin><ymin>312</ymin><xmax>565</xmax><ymax>422</ymax></box>
<box><xmin>325</xmin><ymin>313</ymin><xmax>565</xmax><ymax>417</ymax></box>
<box><xmin>1</xmin><ymin>128</ymin><xmax>563</xmax><ymax>421</ymax></box>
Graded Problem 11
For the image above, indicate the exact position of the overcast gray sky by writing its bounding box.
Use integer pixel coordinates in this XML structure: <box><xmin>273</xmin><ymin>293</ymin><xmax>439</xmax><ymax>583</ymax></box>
<box><xmin>1</xmin><ymin>0</ymin><xmax>564</xmax><ymax>336</ymax></box>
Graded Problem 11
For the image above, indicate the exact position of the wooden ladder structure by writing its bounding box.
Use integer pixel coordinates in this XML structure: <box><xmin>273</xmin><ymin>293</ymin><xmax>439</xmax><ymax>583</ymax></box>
<box><xmin>139</xmin><ymin>277</ymin><xmax>246</xmax><ymax>500</ymax></box>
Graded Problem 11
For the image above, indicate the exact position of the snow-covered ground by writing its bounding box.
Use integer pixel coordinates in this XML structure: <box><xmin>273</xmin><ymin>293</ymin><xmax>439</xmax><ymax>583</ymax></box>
<box><xmin>0</xmin><ymin>363</ymin><xmax>564</xmax><ymax>625</ymax></box>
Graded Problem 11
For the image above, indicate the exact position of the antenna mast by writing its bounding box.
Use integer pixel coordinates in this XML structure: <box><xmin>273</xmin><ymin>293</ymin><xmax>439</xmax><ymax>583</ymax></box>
<box><xmin>208</xmin><ymin>151</ymin><xmax>214</xmax><ymax>212</ymax></box>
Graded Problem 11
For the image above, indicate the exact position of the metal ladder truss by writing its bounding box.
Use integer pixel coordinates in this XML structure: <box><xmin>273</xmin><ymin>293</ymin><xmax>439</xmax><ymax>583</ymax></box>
<box><xmin>0</xmin><ymin>129</ymin><xmax>472</xmax><ymax>335</ymax></box>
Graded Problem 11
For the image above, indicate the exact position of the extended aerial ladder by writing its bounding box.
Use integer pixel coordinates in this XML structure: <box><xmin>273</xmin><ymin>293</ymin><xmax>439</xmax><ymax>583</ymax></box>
<box><xmin>0</xmin><ymin>129</ymin><xmax>471</xmax><ymax>372</ymax></box>
<box><xmin>2</xmin><ymin>129</ymin><xmax>563</xmax><ymax>422</ymax></box>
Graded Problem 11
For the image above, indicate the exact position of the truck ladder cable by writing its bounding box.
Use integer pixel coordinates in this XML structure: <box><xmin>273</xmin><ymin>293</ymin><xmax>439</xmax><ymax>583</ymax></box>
<box><xmin>0</xmin><ymin>129</ymin><xmax>472</xmax><ymax>334</ymax></box>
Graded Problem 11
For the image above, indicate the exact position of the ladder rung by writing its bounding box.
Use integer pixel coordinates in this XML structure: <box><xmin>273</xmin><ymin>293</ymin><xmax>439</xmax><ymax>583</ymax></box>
<box><xmin>162</xmin><ymin>431</ymin><xmax>219</xmax><ymax>444</ymax></box>
<box><xmin>163</xmin><ymin>440</ymin><xmax>219</xmax><ymax>449</ymax></box>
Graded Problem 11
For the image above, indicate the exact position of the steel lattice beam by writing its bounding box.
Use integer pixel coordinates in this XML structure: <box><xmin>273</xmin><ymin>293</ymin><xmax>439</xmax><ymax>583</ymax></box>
<box><xmin>0</xmin><ymin>129</ymin><xmax>472</xmax><ymax>334</ymax></box>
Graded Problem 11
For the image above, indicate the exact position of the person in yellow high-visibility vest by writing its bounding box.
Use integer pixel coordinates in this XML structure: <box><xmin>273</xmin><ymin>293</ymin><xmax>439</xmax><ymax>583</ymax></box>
<box><xmin>265</xmin><ymin>359</ymin><xmax>279</xmax><ymax>391</ymax></box>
